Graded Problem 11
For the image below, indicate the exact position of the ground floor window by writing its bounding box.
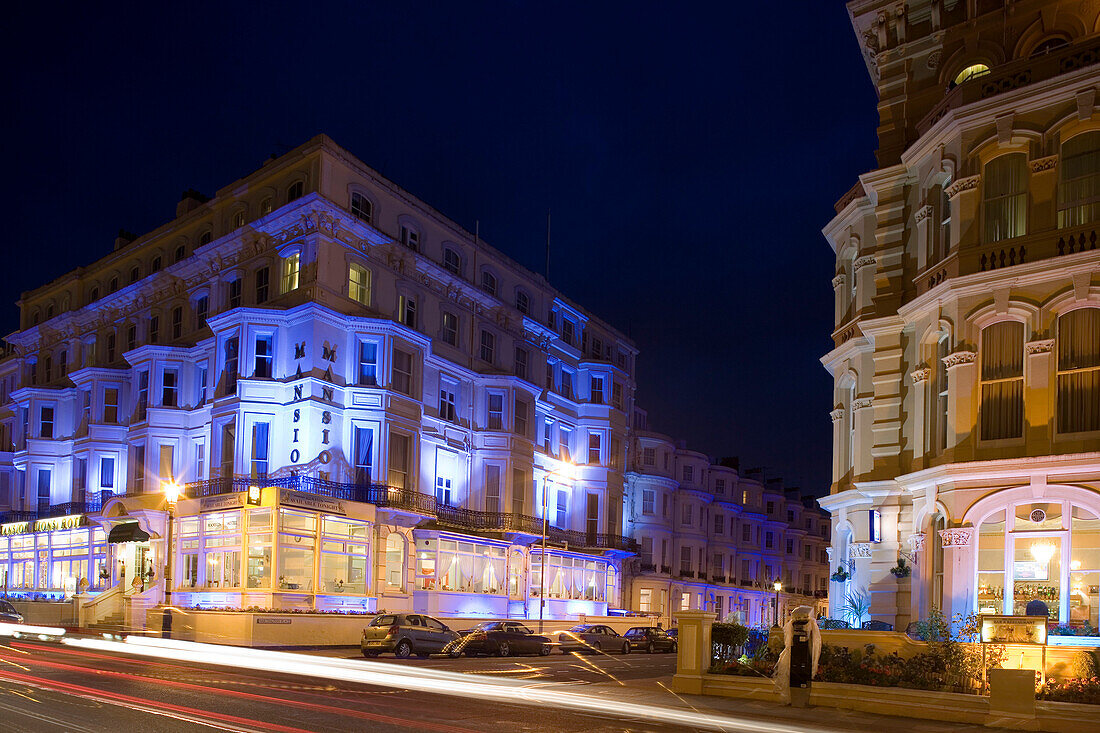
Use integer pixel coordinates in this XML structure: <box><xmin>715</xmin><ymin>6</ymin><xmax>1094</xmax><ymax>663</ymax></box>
<box><xmin>529</xmin><ymin>552</ymin><xmax>607</xmax><ymax>602</ymax></box>
<box><xmin>0</xmin><ymin>526</ymin><xmax>105</xmax><ymax>592</ymax></box>
<box><xmin>417</xmin><ymin>537</ymin><xmax>508</xmax><ymax>594</ymax></box>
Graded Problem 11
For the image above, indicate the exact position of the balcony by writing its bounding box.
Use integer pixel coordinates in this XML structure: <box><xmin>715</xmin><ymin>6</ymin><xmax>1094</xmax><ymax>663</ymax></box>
<box><xmin>639</xmin><ymin>562</ymin><xmax>657</xmax><ymax>573</ymax></box>
<box><xmin>184</xmin><ymin>475</ymin><xmax>638</xmax><ymax>553</ymax></box>
<box><xmin>917</xmin><ymin>37</ymin><xmax>1100</xmax><ymax>136</ymax></box>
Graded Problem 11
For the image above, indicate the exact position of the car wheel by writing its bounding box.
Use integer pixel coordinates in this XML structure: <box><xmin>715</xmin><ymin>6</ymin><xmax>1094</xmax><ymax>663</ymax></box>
<box><xmin>622</xmin><ymin>642</ymin><xmax>630</xmax><ymax>655</ymax></box>
<box><xmin>646</xmin><ymin>642</ymin><xmax>655</xmax><ymax>654</ymax></box>
<box><xmin>669</xmin><ymin>642</ymin><xmax>678</xmax><ymax>654</ymax></box>
<box><xmin>592</xmin><ymin>641</ymin><xmax>601</xmax><ymax>654</ymax></box>
<box><xmin>394</xmin><ymin>640</ymin><xmax>413</xmax><ymax>659</ymax></box>
<box><xmin>497</xmin><ymin>641</ymin><xmax>511</xmax><ymax>657</ymax></box>
<box><xmin>539</xmin><ymin>643</ymin><xmax>551</xmax><ymax>656</ymax></box>
<box><xmin>448</xmin><ymin>647</ymin><xmax>464</xmax><ymax>659</ymax></box>
<box><xmin>362</xmin><ymin>649</ymin><xmax>379</xmax><ymax>658</ymax></box>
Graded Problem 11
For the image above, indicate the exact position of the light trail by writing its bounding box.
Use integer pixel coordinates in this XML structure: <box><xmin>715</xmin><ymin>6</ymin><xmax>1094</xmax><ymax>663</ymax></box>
<box><xmin>60</xmin><ymin>635</ymin><xmax>845</xmax><ymax>733</ymax></box>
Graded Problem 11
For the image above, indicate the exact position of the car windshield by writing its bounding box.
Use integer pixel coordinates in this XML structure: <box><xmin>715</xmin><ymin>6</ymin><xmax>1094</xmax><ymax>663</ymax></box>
<box><xmin>567</xmin><ymin>625</ymin><xmax>592</xmax><ymax>632</ymax></box>
<box><xmin>369</xmin><ymin>615</ymin><xmax>397</xmax><ymax>626</ymax></box>
<box><xmin>0</xmin><ymin>601</ymin><xmax>14</xmax><ymax>613</ymax></box>
<box><xmin>472</xmin><ymin>622</ymin><xmax>503</xmax><ymax>631</ymax></box>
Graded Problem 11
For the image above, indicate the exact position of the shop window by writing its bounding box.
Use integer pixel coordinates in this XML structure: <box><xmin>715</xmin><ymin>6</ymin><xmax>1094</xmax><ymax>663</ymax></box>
<box><xmin>983</xmin><ymin>154</ymin><xmax>1028</xmax><ymax>243</ymax></box>
<box><xmin>385</xmin><ymin>533</ymin><xmax>406</xmax><ymax>590</ymax></box>
<box><xmin>204</xmin><ymin>510</ymin><xmax>242</xmax><ymax>589</ymax></box>
<box><xmin>1056</xmin><ymin>308</ymin><xmax>1100</xmax><ymax>434</ymax></box>
<box><xmin>980</xmin><ymin>321</ymin><xmax>1024</xmax><ymax>440</ymax></box>
<box><xmin>320</xmin><ymin>516</ymin><xmax>368</xmax><ymax>594</ymax></box>
<box><xmin>1057</xmin><ymin>131</ymin><xmax>1100</xmax><ymax>228</ymax></box>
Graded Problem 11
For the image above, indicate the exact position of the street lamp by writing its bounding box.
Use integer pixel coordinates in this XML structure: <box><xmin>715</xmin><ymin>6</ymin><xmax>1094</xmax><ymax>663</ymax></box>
<box><xmin>538</xmin><ymin>460</ymin><xmax>574</xmax><ymax>634</ymax></box>
<box><xmin>162</xmin><ymin>481</ymin><xmax>182</xmax><ymax>638</ymax></box>
<box><xmin>772</xmin><ymin>580</ymin><xmax>783</xmax><ymax>628</ymax></box>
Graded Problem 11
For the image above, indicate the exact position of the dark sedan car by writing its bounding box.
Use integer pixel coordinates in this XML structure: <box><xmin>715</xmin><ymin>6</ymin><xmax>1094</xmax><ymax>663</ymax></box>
<box><xmin>361</xmin><ymin>613</ymin><xmax>459</xmax><ymax>658</ymax></box>
<box><xmin>0</xmin><ymin>599</ymin><xmax>24</xmax><ymax>624</ymax></box>
<box><xmin>623</xmin><ymin>626</ymin><xmax>678</xmax><ymax>654</ymax></box>
<box><xmin>557</xmin><ymin>624</ymin><xmax>631</xmax><ymax>654</ymax></box>
<box><xmin>446</xmin><ymin>621</ymin><xmax>552</xmax><ymax>657</ymax></box>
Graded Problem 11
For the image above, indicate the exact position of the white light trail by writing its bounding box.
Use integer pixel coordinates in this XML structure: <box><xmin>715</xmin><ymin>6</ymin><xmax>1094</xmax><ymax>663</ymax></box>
<box><xmin>59</xmin><ymin>635</ymin><xmax>839</xmax><ymax>733</ymax></box>
<box><xmin>0</xmin><ymin>622</ymin><xmax>67</xmax><ymax>639</ymax></box>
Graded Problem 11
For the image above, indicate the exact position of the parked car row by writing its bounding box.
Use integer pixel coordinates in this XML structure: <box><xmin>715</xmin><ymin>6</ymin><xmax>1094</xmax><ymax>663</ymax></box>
<box><xmin>360</xmin><ymin>614</ymin><xmax>677</xmax><ymax>659</ymax></box>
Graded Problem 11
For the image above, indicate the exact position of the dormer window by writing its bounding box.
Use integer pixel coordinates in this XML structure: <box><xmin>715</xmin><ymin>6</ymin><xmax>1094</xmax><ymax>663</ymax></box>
<box><xmin>481</xmin><ymin>270</ymin><xmax>497</xmax><ymax>297</ymax></box>
<box><xmin>443</xmin><ymin>248</ymin><xmax>462</xmax><ymax>275</ymax></box>
<box><xmin>287</xmin><ymin>181</ymin><xmax>304</xmax><ymax>202</ymax></box>
<box><xmin>351</xmin><ymin>192</ymin><xmax>373</xmax><ymax>223</ymax></box>
<box><xmin>952</xmin><ymin>63</ymin><xmax>990</xmax><ymax>87</ymax></box>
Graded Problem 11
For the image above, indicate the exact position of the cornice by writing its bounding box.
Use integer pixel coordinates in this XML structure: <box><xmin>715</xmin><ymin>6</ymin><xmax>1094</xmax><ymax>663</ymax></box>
<box><xmin>942</xmin><ymin>350</ymin><xmax>977</xmax><ymax>369</ymax></box>
<box><xmin>914</xmin><ymin>205</ymin><xmax>934</xmax><ymax>224</ymax></box>
<box><xmin>1025</xmin><ymin>339</ymin><xmax>1054</xmax><ymax>356</ymax></box>
<box><xmin>945</xmin><ymin>175</ymin><xmax>980</xmax><ymax>198</ymax></box>
<box><xmin>910</xmin><ymin>367</ymin><xmax>931</xmax><ymax>384</ymax></box>
<box><xmin>1029</xmin><ymin>155</ymin><xmax>1058</xmax><ymax>173</ymax></box>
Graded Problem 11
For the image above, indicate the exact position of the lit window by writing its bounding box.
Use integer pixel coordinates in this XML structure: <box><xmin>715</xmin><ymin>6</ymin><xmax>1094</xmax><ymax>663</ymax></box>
<box><xmin>398</xmin><ymin>294</ymin><xmax>417</xmax><ymax>329</ymax></box>
<box><xmin>232</xmin><ymin>211</ymin><xmax>245</xmax><ymax>229</ymax></box>
<box><xmin>358</xmin><ymin>341</ymin><xmax>378</xmax><ymax>386</ymax></box>
<box><xmin>1056</xmin><ymin>308</ymin><xmax>1100</xmax><ymax>434</ymax></box>
<box><xmin>350</xmin><ymin>192</ymin><xmax>373</xmax><ymax>223</ymax></box>
<box><xmin>441</xmin><ymin>312</ymin><xmax>458</xmax><ymax>346</ymax></box>
<box><xmin>1058</xmin><ymin>132</ymin><xmax>1100</xmax><ymax>228</ymax></box>
<box><xmin>980</xmin><ymin>321</ymin><xmax>1024</xmax><ymax>440</ymax></box>
<box><xmin>983</xmin><ymin>154</ymin><xmax>1028</xmax><ymax>243</ymax></box>
<box><xmin>282</xmin><ymin>252</ymin><xmax>300</xmax><ymax>293</ymax></box>
<box><xmin>349</xmin><ymin>263</ymin><xmax>371</xmax><ymax>305</ymax></box>
<box><xmin>952</xmin><ymin>63</ymin><xmax>990</xmax><ymax>86</ymax></box>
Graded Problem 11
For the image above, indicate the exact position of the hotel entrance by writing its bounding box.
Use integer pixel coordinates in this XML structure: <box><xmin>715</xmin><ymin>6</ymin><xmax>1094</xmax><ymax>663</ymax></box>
<box><xmin>108</xmin><ymin>522</ymin><xmax>152</xmax><ymax>591</ymax></box>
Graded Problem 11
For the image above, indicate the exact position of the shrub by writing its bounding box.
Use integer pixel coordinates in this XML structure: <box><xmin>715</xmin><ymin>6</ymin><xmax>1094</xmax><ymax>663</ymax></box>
<box><xmin>711</xmin><ymin>622</ymin><xmax>750</xmax><ymax>649</ymax></box>
<box><xmin>1038</xmin><ymin>677</ymin><xmax>1100</xmax><ymax>705</ymax></box>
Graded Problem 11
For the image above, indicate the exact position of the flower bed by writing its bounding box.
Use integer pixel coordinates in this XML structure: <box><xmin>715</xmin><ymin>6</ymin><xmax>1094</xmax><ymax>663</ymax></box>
<box><xmin>1038</xmin><ymin>677</ymin><xmax>1100</xmax><ymax>705</ymax></box>
<box><xmin>180</xmin><ymin>605</ymin><xmax>372</xmax><ymax>615</ymax></box>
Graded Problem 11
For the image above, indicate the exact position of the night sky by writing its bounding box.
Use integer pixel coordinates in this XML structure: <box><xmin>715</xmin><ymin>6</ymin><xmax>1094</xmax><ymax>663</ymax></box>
<box><xmin>3</xmin><ymin>1</ymin><xmax>877</xmax><ymax>496</ymax></box>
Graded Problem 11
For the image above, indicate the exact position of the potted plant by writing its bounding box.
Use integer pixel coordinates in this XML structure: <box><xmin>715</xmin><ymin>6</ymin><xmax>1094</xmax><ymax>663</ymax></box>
<box><xmin>830</xmin><ymin>565</ymin><xmax>850</xmax><ymax>583</ymax></box>
<box><xmin>889</xmin><ymin>557</ymin><xmax>911</xmax><ymax>578</ymax></box>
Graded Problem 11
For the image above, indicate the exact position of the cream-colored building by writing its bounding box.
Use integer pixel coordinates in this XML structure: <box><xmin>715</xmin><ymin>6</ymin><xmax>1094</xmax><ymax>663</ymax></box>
<box><xmin>820</xmin><ymin>0</ymin><xmax>1100</xmax><ymax>631</ymax></box>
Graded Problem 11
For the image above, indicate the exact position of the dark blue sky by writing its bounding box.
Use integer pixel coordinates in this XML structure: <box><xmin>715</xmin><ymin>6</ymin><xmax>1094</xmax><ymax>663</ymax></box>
<box><xmin>2</xmin><ymin>1</ymin><xmax>877</xmax><ymax>495</ymax></box>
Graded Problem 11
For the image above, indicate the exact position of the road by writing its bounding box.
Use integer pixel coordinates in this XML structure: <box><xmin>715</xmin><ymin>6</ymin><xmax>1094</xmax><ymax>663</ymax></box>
<box><xmin>0</xmin><ymin>636</ymin><xmax>1002</xmax><ymax>733</ymax></box>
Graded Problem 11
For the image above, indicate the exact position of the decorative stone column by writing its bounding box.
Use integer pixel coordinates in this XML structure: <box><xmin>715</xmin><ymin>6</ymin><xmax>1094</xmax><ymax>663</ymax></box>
<box><xmin>852</xmin><ymin>255</ymin><xmax>876</xmax><ymax>314</ymax></box>
<box><xmin>670</xmin><ymin>610</ymin><xmax>716</xmax><ymax>695</ymax></box>
<box><xmin>938</xmin><ymin>526</ymin><xmax>975</xmax><ymax>622</ymax></box>
<box><xmin>945</xmin><ymin>175</ymin><xmax>980</xmax><ymax>252</ymax></box>
<box><xmin>906</xmin><ymin>532</ymin><xmax>926</xmax><ymax>623</ymax></box>
<box><xmin>913</xmin><ymin>204</ymin><xmax>934</xmax><ymax>272</ymax></box>
<box><xmin>942</xmin><ymin>351</ymin><xmax>977</xmax><ymax>460</ymax></box>
<box><xmin>829</xmin><ymin>407</ymin><xmax>845</xmax><ymax>483</ymax></box>
<box><xmin>831</xmin><ymin>273</ymin><xmax>847</xmax><ymax>326</ymax></box>
<box><xmin>847</xmin><ymin>542</ymin><xmax>874</xmax><ymax>625</ymax></box>
<box><xmin>851</xmin><ymin>397</ymin><xmax>873</xmax><ymax>476</ymax></box>
<box><xmin>1028</xmin><ymin>155</ymin><xmax>1058</xmax><ymax>231</ymax></box>
<box><xmin>1025</xmin><ymin>339</ymin><xmax>1054</xmax><ymax>443</ymax></box>
<box><xmin>909</xmin><ymin>367</ymin><xmax>931</xmax><ymax>460</ymax></box>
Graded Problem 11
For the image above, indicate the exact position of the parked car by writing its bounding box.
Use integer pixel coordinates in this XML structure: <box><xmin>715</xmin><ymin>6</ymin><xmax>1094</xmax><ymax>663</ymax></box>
<box><xmin>0</xmin><ymin>599</ymin><xmax>23</xmax><ymax>624</ymax></box>
<box><xmin>361</xmin><ymin>613</ymin><xmax>458</xmax><ymax>658</ymax></box>
<box><xmin>623</xmin><ymin>626</ymin><xmax>678</xmax><ymax>654</ymax></box>
<box><xmin>557</xmin><ymin>624</ymin><xmax>631</xmax><ymax>654</ymax></box>
<box><xmin>446</xmin><ymin>621</ymin><xmax>552</xmax><ymax>657</ymax></box>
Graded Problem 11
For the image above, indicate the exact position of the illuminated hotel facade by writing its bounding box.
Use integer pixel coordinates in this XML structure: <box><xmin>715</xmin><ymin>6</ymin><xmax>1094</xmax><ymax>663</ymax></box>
<box><xmin>820</xmin><ymin>0</ymin><xmax>1100</xmax><ymax>630</ymax></box>
<box><xmin>0</xmin><ymin>135</ymin><xmax>636</xmax><ymax>618</ymax></box>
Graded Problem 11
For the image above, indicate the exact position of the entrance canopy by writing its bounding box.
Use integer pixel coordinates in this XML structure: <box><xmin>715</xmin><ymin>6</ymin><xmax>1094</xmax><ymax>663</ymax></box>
<box><xmin>108</xmin><ymin>522</ymin><xmax>150</xmax><ymax>544</ymax></box>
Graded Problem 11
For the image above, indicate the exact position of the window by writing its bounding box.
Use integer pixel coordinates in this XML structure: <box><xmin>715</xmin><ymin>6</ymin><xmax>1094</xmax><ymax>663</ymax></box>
<box><xmin>562</xmin><ymin>319</ymin><xmax>575</xmax><ymax>346</ymax></box>
<box><xmin>174</xmin><ymin>245</ymin><xmax>186</xmax><ymax>263</ymax></box>
<box><xmin>787</xmin><ymin>509</ymin><xmax>794</xmax><ymax>523</ymax></box>
<box><xmin>109</xmin><ymin>276</ymin><xmax>118</xmax><ymax>293</ymax></box>
<box><xmin>642</xmin><ymin>447</ymin><xmax>656</xmax><ymax>466</ymax></box>
<box><xmin>481</xmin><ymin>270</ymin><xmax>497</xmax><ymax>296</ymax></box>
<box><xmin>766</xmin><ymin>501</ymin><xmax>775</xmax><ymax>514</ymax></box>
<box><xmin>171</xmin><ymin>306</ymin><xmax>182</xmax><ymax>339</ymax></box>
<box><xmin>392</xmin><ymin>348</ymin><xmax>414</xmax><ymax>395</ymax></box>
<box><xmin>485</xmin><ymin>465</ymin><xmax>501</xmax><ymax>512</ymax></box>
<box><xmin>151</xmin><ymin>256</ymin><xmax>161</xmax><ymax>272</ymax></box>
<box><xmin>197</xmin><ymin>365</ymin><xmax>208</xmax><ymax>406</ymax></box>
<box><xmin>588</xmin><ymin>433</ymin><xmax>601</xmax><ymax>464</ymax></box>
<box><xmin>398</xmin><ymin>294</ymin><xmax>417</xmax><ymax>329</ymax></box>
<box><xmin>555</xmin><ymin>489</ymin><xmax>568</xmax><ymax>525</ymax></box>
<box><xmin>786</xmin><ymin>538</ymin><xmax>794</xmax><ymax>554</ymax></box>
<box><xmin>100</xmin><ymin>456</ymin><xmax>115</xmax><ymax>489</ymax></box>
<box><xmin>980</xmin><ymin>321</ymin><xmax>1024</xmax><ymax>440</ymax></box>
<box><xmin>558</xmin><ymin>426</ymin><xmax>572</xmax><ymax>461</ymax></box>
<box><xmin>224</xmin><ymin>337</ymin><xmax>239</xmax><ymax>396</ymax></box>
<box><xmin>40</xmin><ymin>406</ymin><xmax>54</xmax><ymax>438</ymax></box>
<box><xmin>847</xmin><ymin>382</ymin><xmax>857</xmax><ymax>472</ymax></box>
<box><xmin>159</xmin><ymin>444</ymin><xmax>175</xmax><ymax>482</ymax></box>
<box><xmin>195</xmin><ymin>295</ymin><xmax>209</xmax><ymax>330</ymax></box>
<box><xmin>487</xmin><ymin>392</ymin><xmax>504</xmax><ymax>430</ymax></box>
<box><xmin>353</xmin><ymin>427</ymin><xmax>373</xmax><ymax>484</ymax></box>
<box><xmin>44</xmin><ymin>355</ymin><xmax>54</xmax><ymax>382</ymax></box>
<box><xmin>254</xmin><ymin>335</ymin><xmax>273</xmax><ymax>378</ymax></box>
<box><xmin>742</xmin><ymin>524</ymin><xmax>751</xmax><ymax>542</ymax></box>
<box><xmin>439</xmin><ymin>380</ymin><xmax>457</xmax><ymax>422</ymax></box>
<box><xmin>136</xmin><ymin>370</ymin><xmax>149</xmax><ymax>421</ymax></box>
<box><xmin>765</xmin><ymin>532</ymin><xmax>774</xmax><ymax>549</ymax></box>
<box><xmin>713</xmin><ymin>554</ymin><xmax>723</xmax><ymax>577</ymax></box>
<box><xmin>399</xmin><ymin>225</ymin><xmax>419</xmax><ymax>251</ymax></box>
<box><xmin>260</xmin><ymin>198</ymin><xmax>273</xmax><ymax>216</ymax></box>
<box><xmin>1057</xmin><ymin>308</ymin><xmax>1100</xmax><ymax>433</ymax></box>
<box><xmin>282</xmin><ymin>252</ymin><xmax>300</xmax><ymax>293</ymax></box>
<box><xmin>227</xmin><ymin>278</ymin><xmax>242</xmax><ymax>308</ymax></box>
<box><xmin>287</xmin><ymin>181</ymin><xmax>304</xmax><ymax>201</ymax></box>
<box><xmin>442</xmin><ymin>248</ymin><xmax>461</xmax><ymax>275</ymax></box>
<box><xmin>1058</xmin><ymin>132</ymin><xmax>1100</xmax><ymax>228</ymax></box>
<box><xmin>542</xmin><ymin>419</ymin><xmax>553</xmax><ymax>453</ymax></box>
<box><xmin>441</xmin><ymin>311</ymin><xmax>459</xmax><ymax>346</ymax></box>
<box><xmin>388</xmin><ymin>432</ymin><xmax>410</xmax><ymax>489</ymax></box>
<box><xmin>232</xmin><ymin>211</ymin><xmax>245</xmax><ymax>229</ymax></box>
<box><xmin>715</xmin><ymin>478</ymin><xmax>725</xmax><ymax>495</ymax></box>
<box><xmin>255</xmin><ymin>267</ymin><xmax>270</xmax><ymax>304</ymax></box>
<box><xmin>640</xmin><ymin>537</ymin><xmax>653</xmax><ymax>566</ymax></box>
<box><xmin>149</xmin><ymin>315</ymin><xmax>159</xmax><ymax>344</ymax></box>
<box><xmin>937</xmin><ymin>185</ymin><xmax>952</xmax><ymax>264</ymax></box>
<box><xmin>642</xmin><ymin>489</ymin><xmax>655</xmax><ymax>515</ymax></box>
<box><xmin>952</xmin><ymin>63</ymin><xmax>990</xmax><ymax>86</ymax></box>
<box><xmin>983</xmin><ymin>154</ymin><xmax>1028</xmax><ymax>243</ymax></box>
<box><xmin>350</xmin><ymin>192</ymin><xmax>373</xmax><ymax>223</ymax></box>
<box><xmin>681</xmin><ymin>504</ymin><xmax>692</xmax><ymax>525</ymax></box>
<box><xmin>129</xmin><ymin>266</ymin><xmax>140</xmax><ymax>284</ymax></box>
<box><xmin>713</xmin><ymin>514</ymin><xmax>723</xmax><ymax>535</ymax></box>
<box><xmin>591</xmin><ymin>376</ymin><xmax>605</xmax><ymax>404</ymax></box>
<box><xmin>349</xmin><ymin>263</ymin><xmax>371</xmax><ymax>305</ymax></box>
<box><xmin>680</xmin><ymin>546</ymin><xmax>692</xmax><ymax>574</ymax></box>
<box><xmin>251</xmin><ymin>423</ymin><xmax>270</xmax><ymax>479</ymax></box>
<box><xmin>435</xmin><ymin>475</ymin><xmax>452</xmax><ymax>506</ymax></box>
<box><xmin>514</xmin><ymin>397</ymin><xmax>528</xmax><ymax>436</ymax></box>
<box><xmin>513</xmin><ymin>347</ymin><xmax>528</xmax><ymax>380</ymax></box>
<box><xmin>103</xmin><ymin>388</ymin><xmax>119</xmax><ymax>424</ymax></box>
<box><xmin>935</xmin><ymin>333</ymin><xmax>950</xmax><ymax>451</ymax></box>
<box><xmin>560</xmin><ymin>369</ymin><xmax>573</xmax><ymax>399</ymax></box>
<box><xmin>515</xmin><ymin>290</ymin><xmax>529</xmax><ymax>315</ymax></box>
<box><xmin>612</xmin><ymin>381</ymin><xmax>623</xmax><ymax>410</ymax></box>
<box><xmin>682</xmin><ymin>465</ymin><xmax>693</xmax><ymax>483</ymax></box>
<box><xmin>198</xmin><ymin>230</ymin><xmax>212</xmax><ymax>246</ymax></box>
<box><xmin>479</xmin><ymin>330</ymin><xmax>496</xmax><ymax>363</ymax></box>
<box><xmin>132</xmin><ymin>444</ymin><xmax>146</xmax><ymax>494</ymax></box>
<box><xmin>162</xmin><ymin>369</ymin><xmax>178</xmax><ymax>407</ymax></box>
<box><xmin>358</xmin><ymin>341</ymin><xmax>378</xmax><ymax>385</ymax></box>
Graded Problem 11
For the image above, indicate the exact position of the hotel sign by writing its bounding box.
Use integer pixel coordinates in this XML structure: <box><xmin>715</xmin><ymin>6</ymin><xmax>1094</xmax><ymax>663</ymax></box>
<box><xmin>278</xmin><ymin>488</ymin><xmax>345</xmax><ymax>516</ymax></box>
<box><xmin>1</xmin><ymin>514</ymin><xmax>88</xmax><ymax>536</ymax></box>
<box><xmin>979</xmin><ymin>615</ymin><xmax>1048</xmax><ymax>645</ymax></box>
<box><xmin>199</xmin><ymin>493</ymin><xmax>247</xmax><ymax>512</ymax></box>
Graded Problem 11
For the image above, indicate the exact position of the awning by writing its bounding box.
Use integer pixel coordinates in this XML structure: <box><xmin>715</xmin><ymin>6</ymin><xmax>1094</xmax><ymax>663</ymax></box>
<box><xmin>108</xmin><ymin>522</ymin><xmax>150</xmax><ymax>544</ymax></box>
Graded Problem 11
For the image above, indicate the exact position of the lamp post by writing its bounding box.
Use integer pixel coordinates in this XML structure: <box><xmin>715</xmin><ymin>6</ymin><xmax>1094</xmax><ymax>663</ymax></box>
<box><xmin>538</xmin><ymin>461</ymin><xmax>573</xmax><ymax>634</ymax></box>
<box><xmin>773</xmin><ymin>580</ymin><xmax>783</xmax><ymax>628</ymax></box>
<box><xmin>162</xmin><ymin>481</ymin><xmax>182</xmax><ymax>638</ymax></box>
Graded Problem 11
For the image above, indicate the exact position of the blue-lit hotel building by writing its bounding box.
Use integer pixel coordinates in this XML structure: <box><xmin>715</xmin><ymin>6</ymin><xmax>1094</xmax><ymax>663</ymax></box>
<box><xmin>0</xmin><ymin>136</ymin><xmax>635</xmax><ymax>619</ymax></box>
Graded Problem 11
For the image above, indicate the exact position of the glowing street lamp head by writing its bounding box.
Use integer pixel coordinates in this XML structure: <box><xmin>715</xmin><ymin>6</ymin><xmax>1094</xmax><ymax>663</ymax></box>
<box><xmin>162</xmin><ymin>481</ymin><xmax>183</xmax><ymax>505</ymax></box>
<box><xmin>773</xmin><ymin>580</ymin><xmax>782</xmax><ymax>592</ymax></box>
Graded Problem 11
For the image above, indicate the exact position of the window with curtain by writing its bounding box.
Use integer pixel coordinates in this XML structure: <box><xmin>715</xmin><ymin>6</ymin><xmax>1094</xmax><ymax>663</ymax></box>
<box><xmin>1058</xmin><ymin>132</ymin><xmax>1100</xmax><ymax>228</ymax></box>
<box><xmin>983</xmin><ymin>154</ymin><xmax>1028</xmax><ymax>242</ymax></box>
<box><xmin>980</xmin><ymin>321</ymin><xmax>1025</xmax><ymax>440</ymax></box>
<box><xmin>1057</xmin><ymin>308</ymin><xmax>1100</xmax><ymax>434</ymax></box>
<box><xmin>935</xmin><ymin>333</ymin><xmax>950</xmax><ymax>452</ymax></box>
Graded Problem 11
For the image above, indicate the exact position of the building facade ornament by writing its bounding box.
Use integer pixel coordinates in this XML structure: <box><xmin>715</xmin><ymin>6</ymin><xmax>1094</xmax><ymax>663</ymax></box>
<box><xmin>852</xmin><ymin>397</ymin><xmax>874</xmax><ymax>411</ymax></box>
<box><xmin>907</xmin><ymin>533</ymin><xmax>926</xmax><ymax>554</ymax></box>
<box><xmin>853</xmin><ymin>255</ymin><xmax>877</xmax><ymax>272</ymax></box>
<box><xmin>829</xmin><ymin>407</ymin><xmax>845</xmax><ymax>423</ymax></box>
<box><xmin>831</xmin><ymin>273</ymin><xmax>846</xmax><ymax>289</ymax></box>
<box><xmin>941</xmin><ymin>350</ymin><xmax>977</xmax><ymax>369</ymax></box>
<box><xmin>1029</xmin><ymin>155</ymin><xmax>1058</xmax><ymax>173</ymax></box>
<box><xmin>914</xmin><ymin>204</ymin><xmax>934</xmax><ymax>223</ymax></box>
<box><xmin>848</xmin><ymin>542</ymin><xmax>873</xmax><ymax>559</ymax></box>
<box><xmin>1025</xmin><ymin>339</ymin><xmax>1055</xmax><ymax>355</ymax></box>
<box><xmin>938</xmin><ymin>527</ymin><xmax>974</xmax><ymax>548</ymax></box>
<box><xmin>926</xmin><ymin>50</ymin><xmax>941</xmax><ymax>70</ymax></box>
<box><xmin>945</xmin><ymin>175</ymin><xmax>980</xmax><ymax>198</ymax></box>
<box><xmin>910</xmin><ymin>367</ymin><xmax>931</xmax><ymax>384</ymax></box>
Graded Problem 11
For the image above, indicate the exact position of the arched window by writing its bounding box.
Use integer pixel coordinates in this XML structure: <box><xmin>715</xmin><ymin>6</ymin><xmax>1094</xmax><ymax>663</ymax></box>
<box><xmin>983</xmin><ymin>154</ymin><xmax>1028</xmax><ymax>242</ymax></box>
<box><xmin>198</xmin><ymin>230</ymin><xmax>213</xmax><ymax>246</ymax></box>
<box><xmin>89</xmin><ymin>287</ymin><xmax>100</xmax><ymax>302</ymax></box>
<box><xmin>980</xmin><ymin>321</ymin><xmax>1025</xmax><ymax>440</ymax></box>
<box><xmin>481</xmin><ymin>270</ymin><xmax>498</xmax><ymax>297</ymax></box>
<box><xmin>350</xmin><ymin>192</ymin><xmax>373</xmax><ymax>223</ymax></box>
<box><xmin>108</xmin><ymin>276</ymin><xmax>119</xmax><ymax>294</ymax></box>
<box><xmin>934</xmin><ymin>332</ymin><xmax>950</xmax><ymax>452</ymax></box>
<box><xmin>385</xmin><ymin>533</ymin><xmax>406</xmax><ymax>590</ymax></box>
<box><xmin>231</xmin><ymin>211</ymin><xmax>245</xmax><ymax>229</ymax></box>
<box><xmin>931</xmin><ymin>513</ymin><xmax>946</xmax><ymax>611</ymax></box>
<box><xmin>45</xmin><ymin>303</ymin><xmax>54</xmax><ymax>319</ymax></box>
<box><xmin>442</xmin><ymin>247</ymin><xmax>462</xmax><ymax>275</ymax></box>
<box><xmin>1057</xmin><ymin>308</ymin><xmax>1100</xmax><ymax>434</ymax></box>
<box><xmin>515</xmin><ymin>290</ymin><xmax>530</xmax><ymax>315</ymax></box>
<box><xmin>952</xmin><ymin>63</ymin><xmax>990</xmax><ymax>87</ymax></box>
<box><xmin>287</xmin><ymin>181</ymin><xmax>304</xmax><ymax>202</ymax></box>
<box><xmin>151</xmin><ymin>255</ymin><xmax>162</xmax><ymax>273</ymax></box>
<box><xmin>1029</xmin><ymin>37</ymin><xmax>1069</xmax><ymax>58</ymax></box>
<box><xmin>259</xmin><ymin>197</ymin><xmax>273</xmax><ymax>216</ymax></box>
<box><xmin>174</xmin><ymin>245</ymin><xmax>186</xmax><ymax>263</ymax></box>
<box><xmin>128</xmin><ymin>266</ymin><xmax>140</xmax><ymax>284</ymax></box>
<box><xmin>1058</xmin><ymin>132</ymin><xmax>1100</xmax><ymax>228</ymax></box>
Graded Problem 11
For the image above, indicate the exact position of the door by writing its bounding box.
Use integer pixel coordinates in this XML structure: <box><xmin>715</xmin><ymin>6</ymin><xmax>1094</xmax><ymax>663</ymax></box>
<box><xmin>422</xmin><ymin>616</ymin><xmax>450</xmax><ymax>652</ymax></box>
